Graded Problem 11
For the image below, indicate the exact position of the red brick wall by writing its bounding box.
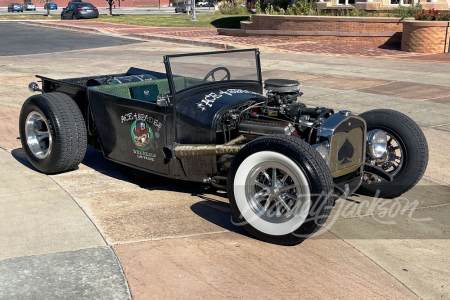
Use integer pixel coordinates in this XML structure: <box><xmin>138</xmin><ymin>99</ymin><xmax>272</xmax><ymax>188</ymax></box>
<box><xmin>250</xmin><ymin>15</ymin><xmax>403</xmax><ymax>33</ymax></box>
<box><xmin>237</xmin><ymin>15</ymin><xmax>404</xmax><ymax>46</ymax></box>
<box><xmin>401</xmin><ymin>21</ymin><xmax>450</xmax><ymax>54</ymax></box>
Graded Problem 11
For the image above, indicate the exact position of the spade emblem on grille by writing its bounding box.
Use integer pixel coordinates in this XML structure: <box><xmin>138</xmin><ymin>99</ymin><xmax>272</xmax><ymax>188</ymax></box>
<box><xmin>338</xmin><ymin>139</ymin><xmax>354</xmax><ymax>164</ymax></box>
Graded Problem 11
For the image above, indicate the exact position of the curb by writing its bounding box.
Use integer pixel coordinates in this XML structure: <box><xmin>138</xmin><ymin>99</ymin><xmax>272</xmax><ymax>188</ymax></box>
<box><xmin>23</xmin><ymin>21</ymin><xmax>104</xmax><ymax>34</ymax></box>
<box><xmin>127</xmin><ymin>33</ymin><xmax>227</xmax><ymax>50</ymax></box>
<box><xmin>23</xmin><ymin>21</ymin><xmax>229</xmax><ymax>50</ymax></box>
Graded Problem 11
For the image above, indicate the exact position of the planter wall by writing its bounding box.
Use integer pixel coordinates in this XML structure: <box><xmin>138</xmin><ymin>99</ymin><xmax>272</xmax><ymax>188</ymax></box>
<box><xmin>218</xmin><ymin>15</ymin><xmax>404</xmax><ymax>46</ymax></box>
<box><xmin>401</xmin><ymin>20</ymin><xmax>450</xmax><ymax>53</ymax></box>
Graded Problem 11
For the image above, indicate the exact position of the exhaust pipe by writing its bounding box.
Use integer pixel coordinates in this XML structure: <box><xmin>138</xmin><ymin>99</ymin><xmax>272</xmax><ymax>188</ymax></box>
<box><xmin>163</xmin><ymin>136</ymin><xmax>246</xmax><ymax>159</ymax></box>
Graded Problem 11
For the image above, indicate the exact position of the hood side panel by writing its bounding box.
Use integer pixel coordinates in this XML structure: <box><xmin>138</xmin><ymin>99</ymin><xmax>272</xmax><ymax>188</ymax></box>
<box><xmin>176</xmin><ymin>88</ymin><xmax>266</xmax><ymax>144</ymax></box>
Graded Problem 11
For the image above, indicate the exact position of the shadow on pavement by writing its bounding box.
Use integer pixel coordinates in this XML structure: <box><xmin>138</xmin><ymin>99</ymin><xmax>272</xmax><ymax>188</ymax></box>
<box><xmin>10</xmin><ymin>148</ymin><xmax>37</xmax><ymax>171</ymax></box>
<box><xmin>378</xmin><ymin>44</ymin><xmax>402</xmax><ymax>50</ymax></box>
<box><xmin>12</xmin><ymin>144</ymin><xmax>251</xmax><ymax>238</ymax></box>
<box><xmin>190</xmin><ymin>195</ymin><xmax>250</xmax><ymax>236</ymax></box>
<box><xmin>210</xmin><ymin>16</ymin><xmax>250</xmax><ymax>28</ymax></box>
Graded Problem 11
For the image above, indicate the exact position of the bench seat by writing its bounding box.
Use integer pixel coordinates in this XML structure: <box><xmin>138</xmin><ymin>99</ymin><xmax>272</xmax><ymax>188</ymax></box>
<box><xmin>91</xmin><ymin>77</ymin><xmax>203</xmax><ymax>102</ymax></box>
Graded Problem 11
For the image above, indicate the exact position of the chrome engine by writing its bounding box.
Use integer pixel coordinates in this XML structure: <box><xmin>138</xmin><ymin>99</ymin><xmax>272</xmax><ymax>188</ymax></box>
<box><xmin>213</xmin><ymin>78</ymin><xmax>394</xmax><ymax>198</ymax></box>
<box><xmin>217</xmin><ymin>78</ymin><xmax>375</xmax><ymax>197</ymax></box>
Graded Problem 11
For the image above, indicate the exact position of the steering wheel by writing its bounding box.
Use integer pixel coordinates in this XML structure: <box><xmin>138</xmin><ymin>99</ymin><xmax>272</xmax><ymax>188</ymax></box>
<box><xmin>202</xmin><ymin>67</ymin><xmax>231</xmax><ymax>83</ymax></box>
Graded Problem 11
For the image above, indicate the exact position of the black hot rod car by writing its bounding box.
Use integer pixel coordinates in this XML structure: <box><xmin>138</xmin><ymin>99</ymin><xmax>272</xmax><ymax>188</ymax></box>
<box><xmin>20</xmin><ymin>49</ymin><xmax>428</xmax><ymax>245</ymax></box>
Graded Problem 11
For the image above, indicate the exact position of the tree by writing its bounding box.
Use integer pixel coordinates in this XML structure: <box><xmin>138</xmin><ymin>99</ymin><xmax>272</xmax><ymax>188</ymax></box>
<box><xmin>106</xmin><ymin>0</ymin><xmax>114</xmax><ymax>15</ymax></box>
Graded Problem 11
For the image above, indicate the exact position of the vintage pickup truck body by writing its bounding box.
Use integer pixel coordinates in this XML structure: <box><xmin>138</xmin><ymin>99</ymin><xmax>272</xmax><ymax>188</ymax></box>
<box><xmin>35</xmin><ymin>50</ymin><xmax>265</xmax><ymax>182</ymax></box>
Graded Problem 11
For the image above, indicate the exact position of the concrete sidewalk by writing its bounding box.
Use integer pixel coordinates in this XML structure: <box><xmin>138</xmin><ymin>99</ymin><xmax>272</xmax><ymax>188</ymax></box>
<box><xmin>0</xmin><ymin>148</ymin><xmax>131</xmax><ymax>299</ymax></box>
<box><xmin>1</xmin><ymin>24</ymin><xmax>450</xmax><ymax>299</ymax></box>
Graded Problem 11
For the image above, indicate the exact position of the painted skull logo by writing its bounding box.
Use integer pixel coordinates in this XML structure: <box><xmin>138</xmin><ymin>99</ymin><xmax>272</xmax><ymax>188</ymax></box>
<box><xmin>131</xmin><ymin>120</ymin><xmax>158</xmax><ymax>151</ymax></box>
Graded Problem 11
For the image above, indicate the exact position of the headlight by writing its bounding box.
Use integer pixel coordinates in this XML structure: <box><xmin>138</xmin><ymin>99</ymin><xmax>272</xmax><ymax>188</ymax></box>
<box><xmin>366</xmin><ymin>129</ymin><xmax>387</xmax><ymax>159</ymax></box>
<box><xmin>313</xmin><ymin>141</ymin><xmax>329</xmax><ymax>163</ymax></box>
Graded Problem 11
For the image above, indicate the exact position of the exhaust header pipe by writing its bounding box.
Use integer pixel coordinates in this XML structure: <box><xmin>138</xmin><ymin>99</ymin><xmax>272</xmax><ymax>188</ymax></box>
<box><xmin>163</xmin><ymin>136</ymin><xmax>246</xmax><ymax>159</ymax></box>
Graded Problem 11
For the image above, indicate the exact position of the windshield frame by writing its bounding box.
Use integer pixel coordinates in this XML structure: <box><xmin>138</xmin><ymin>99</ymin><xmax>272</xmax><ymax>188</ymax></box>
<box><xmin>163</xmin><ymin>48</ymin><xmax>262</xmax><ymax>104</ymax></box>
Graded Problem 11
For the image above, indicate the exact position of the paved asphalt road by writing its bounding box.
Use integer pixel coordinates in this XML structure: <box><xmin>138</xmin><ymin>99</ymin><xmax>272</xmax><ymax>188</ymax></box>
<box><xmin>0</xmin><ymin>6</ymin><xmax>215</xmax><ymax>15</ymax></box>
<box><xmin>0</xmin><ymin>22</ymin><xmax>140</xmax><ymax>56</ymax></box>
<box><xmin>0</xmin><ymin>22</ymin><xmax>449</xmax><ymax>299</ymax></box>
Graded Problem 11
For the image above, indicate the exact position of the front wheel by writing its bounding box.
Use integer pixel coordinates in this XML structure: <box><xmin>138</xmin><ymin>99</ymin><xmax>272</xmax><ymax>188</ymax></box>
<box><xmin>227</xmin><ymin>135</ymin><xmax>334</xmax><ymax>246</ymax></box>
<box><xmin>19</xmin><ymin>92</ymin><xmax>87</xmax><ymax>174</ymax></box>
<box><xmin>357</xmin><ymin>109</ymin><xmax>428</xmax><ymax>198</ymax></box>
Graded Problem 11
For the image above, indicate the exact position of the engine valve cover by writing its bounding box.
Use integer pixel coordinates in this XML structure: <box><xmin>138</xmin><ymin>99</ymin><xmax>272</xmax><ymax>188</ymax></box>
<box><xmin>239</xmin><ymin>119</ymin><xmax>295</xmax><ymax>136</ymax></box>
<box><xmin>264</xmin><ymin>79</ymin><xmax>300</xmax><ymax>93</ymax></box>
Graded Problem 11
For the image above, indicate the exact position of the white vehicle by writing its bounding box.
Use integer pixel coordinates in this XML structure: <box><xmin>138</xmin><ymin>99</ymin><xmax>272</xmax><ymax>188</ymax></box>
<box><xmin>23</xmin><ymin>2</ymin><xmax>36</xmax><ymax>10</ymax></box>
<box><xmin>196</xmin><ymin>1</ymin><xmax>208</xmax><ymax>6</ymax></box>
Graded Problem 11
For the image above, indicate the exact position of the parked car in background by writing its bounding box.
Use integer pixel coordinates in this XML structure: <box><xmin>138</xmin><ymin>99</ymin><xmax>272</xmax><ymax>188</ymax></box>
<box><xmin>196</xmin><ymin>1</ymin><xmax>208</xmax><ymax>6</ymax></box>
<box><xmin>61</xmin><ymin>2</ymin><xmax>98</xmax><ymax>20</ymax></box>
<box><xmin>44</xmin><ymin>2</ymin><xmax>58</xmax><ymax>9</ymax></box>
<box><xmin>175</xmin><ymin>3</ymin><xmax>191</xmax><ymax>13</ymax></box>
<box><xmin>7</xmin><ymin>3</ymin><xmax>23</xmax><ymax>12</ymax></box>
<box><xmin>23</xmin><ymin>2</ymin><xmax>36</xmax><ymax>10</ymax></box>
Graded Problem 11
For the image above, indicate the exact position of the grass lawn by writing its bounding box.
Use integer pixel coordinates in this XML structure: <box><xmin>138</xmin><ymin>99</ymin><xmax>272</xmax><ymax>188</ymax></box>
<box><xmin>0</xmin><ymin>15</ymin><xmax>60</xmax><ymax>20</ymax></box>
<box><xmin>89</xmin><ymin>14</ymin><xmax>251</xmax><ymax>28</ymax></box>
<box><xmin>0</xmin><ymin>13</ymin><xmax>250</xmax><ymax>28</ymax></box>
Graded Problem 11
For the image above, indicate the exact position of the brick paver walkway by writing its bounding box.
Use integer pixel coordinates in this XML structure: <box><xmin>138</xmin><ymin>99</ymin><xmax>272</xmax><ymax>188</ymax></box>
<box><xmin>37</xmin><ymin>21</ymin><xmax>450</xmax><ymax>62</ymax></box>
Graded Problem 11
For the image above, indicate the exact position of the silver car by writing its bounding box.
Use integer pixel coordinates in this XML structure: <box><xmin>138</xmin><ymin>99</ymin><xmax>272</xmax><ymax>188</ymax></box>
<box><xmin>23</xmin><ymin>2</ymin><xmax>36</xmax><ymax>10</ymax></box>
<box><xmin>175</xmin><ymin>3</ymin><xmax>191</xmax><ymax>13</ymax></box>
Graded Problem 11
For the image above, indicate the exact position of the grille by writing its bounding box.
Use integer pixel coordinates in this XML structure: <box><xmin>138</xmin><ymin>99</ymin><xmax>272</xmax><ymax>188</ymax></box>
<box><xmin>328</xmin><ymin>117</ymin><xmax>365</xmax><ymax>178</ymax></box>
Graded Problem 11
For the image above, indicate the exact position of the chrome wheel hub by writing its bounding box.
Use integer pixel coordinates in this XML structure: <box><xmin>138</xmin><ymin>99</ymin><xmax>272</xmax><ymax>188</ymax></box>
<box><xmin>367</xmin><ymin>132</ymin><xmax>404</xmax><ymax>180</ymax></box>
<box><xmin>245</xmin><ymin>161</ymin><xmax>303</xmax><ymax>223</ymax></box>
<box><xmin>25</xmin><ymin>111</ymin><xmax>52</xmax><ymax>159</ymax></box>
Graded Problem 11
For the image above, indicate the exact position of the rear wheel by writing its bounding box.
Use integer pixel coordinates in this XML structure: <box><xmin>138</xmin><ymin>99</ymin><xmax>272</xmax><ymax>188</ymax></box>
<box><xmin>19</xmin><ymin>93</ymin><xmax>87</xmax><ymax>174</ymax></box>
<box><xmin>228</xmin><ymin>135</ymin><xmax>334</xmax><ymax>246</ymax></box>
